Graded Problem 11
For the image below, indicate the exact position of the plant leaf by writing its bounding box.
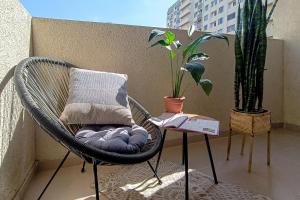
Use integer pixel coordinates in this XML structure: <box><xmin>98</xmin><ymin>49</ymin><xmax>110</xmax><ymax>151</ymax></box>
<box><xmin>199</xmin><ymin>79</ymin><xmax>213</xmax><ymax>95</ymax></box>
<box><xmin>173</xmin><ymin>40</ymin><xmax>182</xmax><ymax>49</ymax></box>
<box><xmin>151</xmin><ymin>40</ymin><xmax>169</xmax><ymax>47</ymax></box>
<box><xmin>267</xmin><ymin>0</ymin><xmax>279</xmax><ymax>24</ymax></box>
<box><xmin>170</xmin><ymin>50</ymin><xmax>175</xmax><ymax>60</ymax></box>
<box><xmin>188</xmin><ymin>24</ymin><xmax>196</xmax><ymax>37</ymax></box>
<box><xmin>234</xmin><ymin>4</ymin><xmax>243</xmax><ymax>110</ymax></box>
<box><xmin>165</xmin><ymin>31</ymin><xmax>176</xmax><ymax>44</ymax></box>
<box><xmin>180</xmin><ymin>67</ymin><xmax>188</xmax><ymax>72</ymax></box>
<box><xmin>166</xmin><ymin>45</ymin><xmax>172</xmax><ymax>50</ymax></box>
<box><xmin>148</xmin><ymin>29</ymin><xmax>165</xmax><ymax>42</ymax></box>
<box><xmin>185</xmin><ymin>62</ymin><xmax>205</xmax><ymax>84</ymax></box>
<box><xmin>187</xmin><ymin>53</ymin><xmax>210</xmax><ymax>62</ymax></box>
<box><xmin>202</xmin><ymin>33</ymin><xmax>229</xmax><ymax>45</ymax></box>
<box><xmin>183</xmin><ymin>33</ymin><xmax>229</xmax><ymax>60</ymax></box>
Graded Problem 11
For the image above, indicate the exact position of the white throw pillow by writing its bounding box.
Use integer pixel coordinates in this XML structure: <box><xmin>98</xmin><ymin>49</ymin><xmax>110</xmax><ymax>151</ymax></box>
<box><xmin>60</xmin><ymin>68</ymin><xmax>134</xmax><ymax>126</ymax></box>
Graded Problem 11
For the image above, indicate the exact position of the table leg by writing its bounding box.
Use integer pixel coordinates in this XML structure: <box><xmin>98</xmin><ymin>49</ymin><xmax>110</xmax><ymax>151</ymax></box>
<box><xmin>267</xmin><ymin>130</ymin><xmax>271</xmax><ymax>166</ymax></box>
<box><xmin>154</xmin><ymin>129</ymin><xmax>167</xmax><ymax>173</ymax></box>
<box><xmin>182</xmin><ymin>134</ymin><xmax>185</xmax><ymax>165</ymax></box>
<box><xmin>204</xmin><ymin>134</ymin><xmax>218</xmax><ymax>184</ymax></box>
<box><xmin>226</xmin><ymin>128</ymin><xmax>232</xmax><ymax>160</ymax></box>
<box><xmin>183</xmin><ymin>132</ymin><xmax>189</xmax><ymax>200</ymax></box>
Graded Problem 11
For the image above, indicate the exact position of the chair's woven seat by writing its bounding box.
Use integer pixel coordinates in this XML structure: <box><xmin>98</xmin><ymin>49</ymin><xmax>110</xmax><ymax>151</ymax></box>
<box><xmin>14</xmin><ymin>57</ymin><xmax>162</xmax><ymax>164</ymax></box>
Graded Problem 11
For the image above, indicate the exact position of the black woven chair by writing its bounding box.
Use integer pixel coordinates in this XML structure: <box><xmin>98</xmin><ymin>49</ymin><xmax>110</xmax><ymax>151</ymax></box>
<box><xmin>14</xmin><ymin>57</ymin><xmax>163</xmax><ymax>199</ymax></box>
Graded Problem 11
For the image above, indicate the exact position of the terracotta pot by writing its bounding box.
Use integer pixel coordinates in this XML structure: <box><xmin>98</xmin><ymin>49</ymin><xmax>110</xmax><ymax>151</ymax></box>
<box><xmin>163</xmin><ymin>96</ymin><xmax>185</xmax><ymax>113</ymax></box>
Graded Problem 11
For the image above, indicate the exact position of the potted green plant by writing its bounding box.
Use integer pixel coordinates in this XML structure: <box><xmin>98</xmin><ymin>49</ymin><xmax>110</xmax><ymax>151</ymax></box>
<box><xmin>230</xmin><ymin>0</ymin><xmax>278</xmax><ymax>139</ymax></box>
<box><xmin>148</xmin><ymin>25</ymin><xmax>228</xmax><ymax>113</ymax></box>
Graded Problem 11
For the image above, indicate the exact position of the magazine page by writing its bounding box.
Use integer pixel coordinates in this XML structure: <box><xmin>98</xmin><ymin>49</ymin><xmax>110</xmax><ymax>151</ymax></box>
<box><xmin>148</xmin><ymin>113</ymin><xmax>188</xmax><ymax>128</ymax></box>
<box><xmin>179</xmin><ymin>118</ymin><xmax>219</xmax><ymax>135</ymax></box>
<box><xmin>164</xmin><ymin>114</ymin><xmax>188</xmax><ymax>128</ymax></box>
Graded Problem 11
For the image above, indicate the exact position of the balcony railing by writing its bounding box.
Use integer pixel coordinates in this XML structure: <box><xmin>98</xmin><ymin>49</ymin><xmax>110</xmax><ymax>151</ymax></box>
<box><xmin>180</xmin><ymin>0</ymin><xmax>192</xmax><ymax>11</ymax></box>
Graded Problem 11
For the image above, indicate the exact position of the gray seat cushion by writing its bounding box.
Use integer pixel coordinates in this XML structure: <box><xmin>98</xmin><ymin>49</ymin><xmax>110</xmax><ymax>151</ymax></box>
<box><xmin>75</xmin><ymin>124</ymin><xmax>148</xmax><ymax>154</ymax></box>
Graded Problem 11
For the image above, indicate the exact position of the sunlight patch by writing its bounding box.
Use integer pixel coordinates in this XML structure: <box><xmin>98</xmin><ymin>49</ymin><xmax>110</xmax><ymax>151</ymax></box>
<box><xmin>118</xmin><ymin>169</ymin><xmax>194</xmax><ymax>198</ymax></box>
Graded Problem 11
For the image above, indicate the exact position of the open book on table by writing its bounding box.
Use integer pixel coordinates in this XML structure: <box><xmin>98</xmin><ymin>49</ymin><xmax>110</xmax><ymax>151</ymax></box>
<box><xmin>148</xmin><ymin>113</ymin><xmax>219</xmax><ymax>136</ymax></box>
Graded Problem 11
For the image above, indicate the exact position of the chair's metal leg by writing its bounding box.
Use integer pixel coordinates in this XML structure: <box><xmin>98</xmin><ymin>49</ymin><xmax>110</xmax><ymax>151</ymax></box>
<box><xmin>93</xmin><ymin>161</ymin><xmax>100</xmax><ymax>200</ymax></box>
<box><xmin>147</xmin><ymin>161</ymin><xmax>162</xmax><ymax>184</ymax></box>
<box><xmin>154</xmin><ymin>129</ymin><xmax>167</xmax><ymax>173</ymax></box>
<box><xmin>81</xmin><ymin>161</ymin><xmax>86</xmax><ymax>173</ymax></box>
<box><xmin>37</xmin><ymin>151</ymin><xmax>70</xmax><ymax>200</ymax></box>
<box><xmin>204</xmin><ymin>134</ymin><xmax>218</xmax><ymax>184</ymax></box>
<box><xmin>183</xmin><ymin>132</ymin><xmax>189</xmax><ymax>200</ymax></box>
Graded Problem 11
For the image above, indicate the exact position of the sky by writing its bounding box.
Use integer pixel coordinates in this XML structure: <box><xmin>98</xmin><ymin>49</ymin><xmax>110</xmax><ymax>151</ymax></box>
<box><xmin>20</xmin><ymin>0</ymin><xmax>177</xmax><ymax>28</ymax></box>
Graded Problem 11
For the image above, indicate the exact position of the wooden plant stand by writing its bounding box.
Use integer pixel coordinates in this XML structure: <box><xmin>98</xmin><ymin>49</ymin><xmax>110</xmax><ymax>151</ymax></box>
<box><xmin>226</xmin><ymin>110</ymin><xmax>271</xmax><ymax>172</ymax></box>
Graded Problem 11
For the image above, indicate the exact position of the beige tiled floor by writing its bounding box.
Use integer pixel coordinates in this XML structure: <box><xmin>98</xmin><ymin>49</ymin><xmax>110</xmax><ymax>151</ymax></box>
<box><xmin>24</xmin><ymin>128</ymin><xmax>300</xmax><ymax>200</ymax></box>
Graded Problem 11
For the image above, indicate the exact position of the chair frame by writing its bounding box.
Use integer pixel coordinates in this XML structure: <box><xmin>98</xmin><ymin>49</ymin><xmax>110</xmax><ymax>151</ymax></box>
<box><xmin>14</xmin><ymin>57</ymin><xmax>163</xmax><ymax>199</ymax></box>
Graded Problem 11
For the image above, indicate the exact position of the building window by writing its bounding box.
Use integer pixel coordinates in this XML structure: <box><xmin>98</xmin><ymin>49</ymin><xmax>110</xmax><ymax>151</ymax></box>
<box><xmin>195</xmin><ymin>2</ymin><xmax>198</xmax><ymax>8</ymax></box>
<box><xmin>218</xmin><ymin>17</ymin><xmax>223</xmax><ymax>25</ymax></box>
<box><xmin>204</xmin><ymin>25</ymin><xmax>208</xmax><ymax>30</ymax></box>
<box><xmin>218</xmin><ymin>29</ymin><xmax>223</xmax><ymax>33</ymax></box>
<box><xmin>219</xmin><ymin>6</ymin><xmax>224</xmax><ymax>14</ymax></box>
<box><xmin>228</xmin><ymin>0</ymin><xmax>237</xmax><ymax>9</ymax></box>
<box><xmin>227</xmin><ymin>12</ymin><xmax>236</xmax><ymax>21</ymax></box>
<box><xmin>204</xmin><ymin>14</ymin><xmax>209</xmax><ymax>21</ymax></box>
<box><xmin>210</xmin><ymin>21</ymin><xmax>217</xmax><ymax>28</ymax></box>
<box><xmin>211</xmin><ymin>10</ymin><xmax>217</xmax><ymax>17</ymax></box>
<box><xmin>196</xmin><ymin>17</ymin><xmax>202</xmax><ymax>23</ymax></box>
<box><xmin>211</xmin><ymin>0</ymin><xmax>217</xmax><ymax>7</ymax></box>
<box><xmin>227</xmin><ymin>24</ymin><xmax>236</xmax><ymax>32</ymax></box>
<box><xmin>233</xmin><ymin>0</ymin><xmax>237</xmax><ymax>6</ymax></box>
<box><xmin>205</xmin><ymin>5</ymin><xmax>209</xmax><ymax>11</ymax></box>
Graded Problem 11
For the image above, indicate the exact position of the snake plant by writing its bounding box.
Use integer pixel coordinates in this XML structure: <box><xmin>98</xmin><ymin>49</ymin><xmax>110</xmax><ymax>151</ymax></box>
<box><xmin>148</xmin><ymin>26</ymin><xmax>228</xmax><ymax>98</ymax></box>
<box><xmin>234</xmin><ymin>0</ymin><xmax>278</xmax><ymax>113</ymax></box>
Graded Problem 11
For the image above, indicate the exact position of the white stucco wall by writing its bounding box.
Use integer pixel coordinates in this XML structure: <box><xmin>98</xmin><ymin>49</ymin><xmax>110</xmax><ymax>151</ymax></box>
<box><xmin>0</xmin><ymin>0</ymin><xmax>35</xmax><ymax>199</ymax></box>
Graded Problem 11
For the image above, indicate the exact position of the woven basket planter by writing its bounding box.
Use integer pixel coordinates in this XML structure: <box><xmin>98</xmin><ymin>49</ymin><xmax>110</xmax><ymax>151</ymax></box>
<box><xmin>230</xmin><ymin>109</ymin><xmax>271</xmax><ymax>136</ymax></box>
<box><xmin>228</xmin><ymin>109</ymin><xmax>271</xmax><ymax>172</ymax></box>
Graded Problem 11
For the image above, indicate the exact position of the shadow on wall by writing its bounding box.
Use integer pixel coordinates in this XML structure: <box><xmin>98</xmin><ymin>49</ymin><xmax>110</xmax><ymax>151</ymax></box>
<box><xmin>0</xmin><ymin>68</ymin><xmax>35</xmax><ymax>199</ymax></box>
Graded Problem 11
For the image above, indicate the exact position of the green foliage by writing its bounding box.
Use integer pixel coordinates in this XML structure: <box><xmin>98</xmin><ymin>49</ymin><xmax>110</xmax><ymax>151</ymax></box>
<box><xmin>234</xmin><ymin>0</ymin><xmax>278</xmax><ymax>113</ymax></box>
<box><xmin>148</xmin><ymin>26</ymin><xmax>228</xmax><ymax>98</ymax></box>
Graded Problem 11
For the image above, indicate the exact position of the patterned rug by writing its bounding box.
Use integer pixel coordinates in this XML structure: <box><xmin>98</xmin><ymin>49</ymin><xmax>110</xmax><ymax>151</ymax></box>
<box><xmin>98</xmin><ymin>160</ymin><xmax>271</xmax><ymax>200</ymax></box>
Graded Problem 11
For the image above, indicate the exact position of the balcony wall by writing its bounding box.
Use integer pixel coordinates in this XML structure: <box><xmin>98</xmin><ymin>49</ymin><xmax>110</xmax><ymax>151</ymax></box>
<box><xmin>30</xmin><ymin>17</ymin><xmax>284</xmax><ymax>164</ymax></box>
<box><xmin>272</xmin><ymin>0</ymin><xmax>300</xmax><ymax>128</ymax></box>
<box><xmin>0</xmin><ymin>0</ymin><xmax>35</xmax><ymax>199</ymax></box>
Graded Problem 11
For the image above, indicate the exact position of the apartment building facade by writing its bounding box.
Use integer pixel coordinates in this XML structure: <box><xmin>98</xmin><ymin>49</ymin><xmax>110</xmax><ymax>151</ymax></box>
<box><xmin>167</xmin><ymin>0</ymin><xmax>240</xmax><ymax>33</ymax></box>
<box><xmin>202</xmin><ymin>0</ymin><xmax>275</xmax><ymax>34</ymax></box>
<box><xmin>167</xmin><ymin>1</ymin><xmax>181</xmax><ymax>29</ymax></box>
<box><xmin>167</xmin><ymin>0</ymin><xmax>203</xmax><ymax>30</ymax></box>
<box><xmin>167</xmin><ymin>0</ymin><xmax>275</xmax><ymax>35</ymax></box>
<box><xmin>202</xmin><ymin>0</ymin><xmax>239</xmax><ymax>33</ymax></box>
